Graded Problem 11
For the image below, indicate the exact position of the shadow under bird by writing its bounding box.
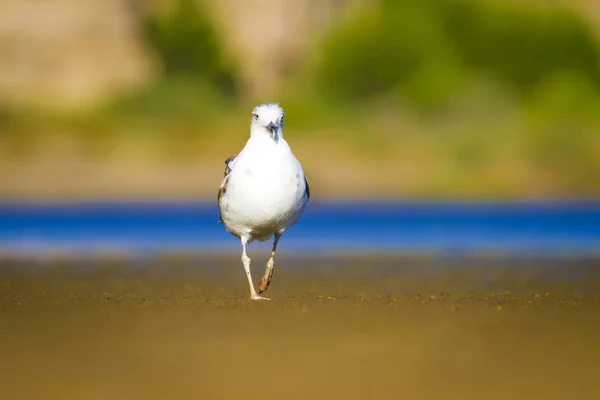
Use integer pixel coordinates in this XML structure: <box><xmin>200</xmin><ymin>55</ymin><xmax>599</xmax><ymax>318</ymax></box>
<box><xmin>218</xmin><ymin>103</ymin><xmax>310</xmax><ymax>300</ymax></box>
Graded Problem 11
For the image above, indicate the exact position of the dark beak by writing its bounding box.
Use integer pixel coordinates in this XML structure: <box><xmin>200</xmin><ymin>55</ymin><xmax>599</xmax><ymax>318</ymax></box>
<box><xmin>266</xmin><ymin>122</ymin><xmax>277</xmax><ymax>138</ymax></box>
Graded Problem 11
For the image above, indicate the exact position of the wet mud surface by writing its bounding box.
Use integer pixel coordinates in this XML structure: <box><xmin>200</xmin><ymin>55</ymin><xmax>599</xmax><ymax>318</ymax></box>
<box><xmin>1</xmin><ymin>254</ymin><xmax>600</xmax><ymax>399</ymax></box>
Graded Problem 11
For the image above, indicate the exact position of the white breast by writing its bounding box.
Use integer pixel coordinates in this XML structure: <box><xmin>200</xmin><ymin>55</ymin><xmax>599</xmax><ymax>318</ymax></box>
<box><xmin>219</xmin><ymin>136</ymin><xmax>308</xmax><ymax>242</ymax></box>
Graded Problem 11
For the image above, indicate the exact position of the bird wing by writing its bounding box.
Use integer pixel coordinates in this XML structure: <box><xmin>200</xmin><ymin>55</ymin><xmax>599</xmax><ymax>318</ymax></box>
<box><xmin>304</xmin><ymin>176</ymin><xmax>310</xmax><ymax>201</ymax></box>
<box><xmin>223</xmin><ymin>154</ymin><xmax>237</xmax><ymax>178</ymax></box>
<box><xmin>217</xmin><ymin>154</ymin><xmax>237</xmax><ymax>221</ymax></box>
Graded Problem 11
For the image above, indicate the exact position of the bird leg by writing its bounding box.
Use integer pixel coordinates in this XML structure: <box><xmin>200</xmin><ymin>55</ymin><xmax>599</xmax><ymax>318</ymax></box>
<box><xmin>241</xmin><ymin>240</ymin><xmax>270</xmax><ymax>300</ymax></box>
<box><xmin>259</xmin><ymin>234</ymin><xmax>281</xmax><ymax>294</ymax></box>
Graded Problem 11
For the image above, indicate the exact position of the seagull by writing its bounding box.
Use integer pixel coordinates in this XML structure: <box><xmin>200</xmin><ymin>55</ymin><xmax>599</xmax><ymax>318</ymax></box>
<box><xmin>218</xmin><ymin>103</ymin><xmax>310</xmax><ymax>300</ymax></box>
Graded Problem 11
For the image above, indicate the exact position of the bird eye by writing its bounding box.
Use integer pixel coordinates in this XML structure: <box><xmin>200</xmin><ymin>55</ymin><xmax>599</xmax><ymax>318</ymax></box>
<box><xmin>252</xmin><ymin>113</ymin><xmax>259</xmax><ymax>121</ymax></box>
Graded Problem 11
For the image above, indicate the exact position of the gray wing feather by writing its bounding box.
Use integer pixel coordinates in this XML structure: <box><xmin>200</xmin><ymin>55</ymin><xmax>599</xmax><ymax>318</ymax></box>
<box><xmin>218</xmin><ymin>154</ymin><xmax>237</xmax><ymax>222</ymax></box>
<box><xmin>304</xmin><ymin>176</ymin><xmax>310</xmax><ymax>201</ymax></box>
<box><xmin>223</xmin><ymin>154</ymin><xmax>237</xmax><ymax>177</ymax></box>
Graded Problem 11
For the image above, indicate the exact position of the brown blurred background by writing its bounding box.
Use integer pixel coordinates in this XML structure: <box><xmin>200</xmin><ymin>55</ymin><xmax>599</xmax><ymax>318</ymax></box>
<box><xmin>0</xmin><ymin>0</ymin><xmax>600</xmax><ymax>201</ymax></box>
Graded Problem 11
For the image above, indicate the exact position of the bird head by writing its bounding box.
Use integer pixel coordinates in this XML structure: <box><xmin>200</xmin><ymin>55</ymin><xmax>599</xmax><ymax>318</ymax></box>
<box><xmin>250</xmin><ymin>103</ymin><xmax>284</xmax><ymax>141</ymax></box>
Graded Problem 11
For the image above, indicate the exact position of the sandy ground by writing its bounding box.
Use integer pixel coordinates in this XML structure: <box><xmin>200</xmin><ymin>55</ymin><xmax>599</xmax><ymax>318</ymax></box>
<box><xmin>1</xmin><ymin>254</ymin><xmax>600</xmax><ymax>400</ymax></box>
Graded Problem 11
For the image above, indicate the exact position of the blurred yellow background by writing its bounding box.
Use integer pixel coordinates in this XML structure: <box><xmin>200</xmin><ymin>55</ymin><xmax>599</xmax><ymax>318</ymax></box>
<box><xmin>1</xmin><ymin>0</ymin><xmax>599</xmax><ymax>201</ymax></box>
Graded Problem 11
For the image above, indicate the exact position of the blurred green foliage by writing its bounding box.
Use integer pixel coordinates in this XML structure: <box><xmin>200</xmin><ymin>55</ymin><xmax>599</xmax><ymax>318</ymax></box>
<box><xmin>94</xmin><ymin>0</ymin><xmax>240</xmax><ymax>134</ymax></box>
<box><xmin>444</xmin><ymin>1</ymin><xmax>600</xmax><ymax>94</ymax></box>
<box><xmin>311</xmin><ymin>1</ymin><xmax>464</xmax><ymax>109</ymax></box>
<box><xmin>145</xmin><ymin>0</ymin><xmax>238</xmax><ymax>97</ymax></box>
<box><xmin>313</xmin><ymin>0</ymin><xmax>600</xmax><ymax>110</ymax></box>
